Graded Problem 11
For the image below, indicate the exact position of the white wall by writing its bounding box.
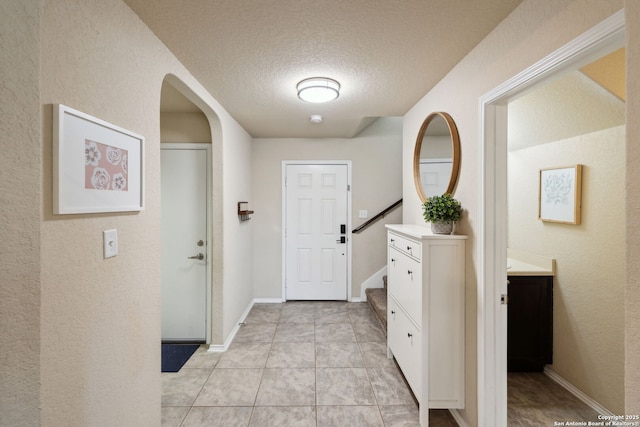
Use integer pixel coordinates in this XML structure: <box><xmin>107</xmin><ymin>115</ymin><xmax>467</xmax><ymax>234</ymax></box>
<box><xmin>251</xmin><ymin>117</ymin><xmax>402</xmax><ymax>300</ymax></box>
<box><xmin>508</xmin><ymin>126</ymin><xmax>625</xmax><ymax>413</ymax></box>
<box><xmin>402</xmin><ymin>1</ymin><xmax>625</xmax><ymax>424</ymax></box>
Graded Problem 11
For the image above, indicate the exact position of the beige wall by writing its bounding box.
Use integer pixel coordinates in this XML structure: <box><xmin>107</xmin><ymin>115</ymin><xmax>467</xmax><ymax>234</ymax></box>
<box><xmin>4</xmin><ymin>0</ymin><xmax>640</xmax><ymax>424</ymax></box>
<box><xmin>252</xmin><ymin>117</ymin><xmax>402</xmax><ymax>300</ymax></box>
<box><xmin>0</xmin><ymin>2</ymin><xmax>43</xmax><ymax>426</ymax></box>
<box><xmin>160</xmin><ymin>112</ymin><xmax>212</xmax><ymax>143</ymax></box>
<box><xmin>508</xmin><ymin>126</ymin><xmax>625</xmax><ymax>413</ymax></box>
<box><xmin>29</xmin><ymin>0</ymin><xmax>252</xmax><ymax>424</ymax></box>
<box><xmin>221</xmin><ymin>118</ymin><xmax>255</xmax><ymax>338</ymax></box>
<box><xmin>403</xmin><ymin>1</ymin><xmax>624</xmax><ymax>424</ymax></box>
<box><xmin>508</xmin><ymin>72</ymin><xmax>625</xmax><ymax>151</ymax></box>
<box><xmin>625</xmin><ymin>0</ymin><xmax>640</xmax><ymax>413</ymax></box>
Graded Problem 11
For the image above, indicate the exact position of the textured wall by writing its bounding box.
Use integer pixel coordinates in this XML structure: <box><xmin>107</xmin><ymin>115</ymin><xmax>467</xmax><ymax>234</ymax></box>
<box><xmin>0</xmin><ymin>1</ymin><xmax>43</xmax><ymax>426</ymax></box>
<box><xmin>507</xmin><ymin>71</ymin><xmax>625</xmax><ymax>151</ymax></box>
<box><xmin>508</xmin><ymin>126</ymin><xmax>625</xmax><ymax>413</ymax></box>
<box><xmin>40</xmin><ymin>1</ymin><xmax>167</xmax><ymax>424</ymax></box>
<box><xmin>38</xmin><ymin>0</ymin><xmax>253</xmax><ymax>425</ymax></box>
<box><xmin>625</xmin><ymin>0</ymin><xmax>640</xmax><ymax>414</ymax></box>
<box><xmin>251</xmin><ymin>117</ymin><xmax>402</xmax><ymax>300</ymax></box>
<box><xmin>160</xmin><ymin>112</ymin><xmax>212</xmax><ymax>143</ymax></box>
<box><xmin>221</xmin><ymin>117</ymin><xmax>254</xmax><ymax>339</ymax></box>
<box><xmin>402</xmin><ymin>1</ymin><xmax>624</xmax><ymax>424</ymax></box>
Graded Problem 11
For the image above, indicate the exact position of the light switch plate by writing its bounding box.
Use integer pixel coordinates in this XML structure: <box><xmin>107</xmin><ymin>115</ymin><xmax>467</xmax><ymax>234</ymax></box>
<box><xmin>103</xmin><ymin>229</ymin><xmax>118</xmax><ymax>258</ymax></box>
<box><xmin>359</xmin><ymin>210</ymin><xmax>368</xmax><ymax>219</ymax></box>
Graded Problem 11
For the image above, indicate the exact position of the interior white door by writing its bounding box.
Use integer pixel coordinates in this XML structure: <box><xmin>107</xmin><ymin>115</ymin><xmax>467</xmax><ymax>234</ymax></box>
<box><xmin>285</xmin><ymin>164</ymin><xmax>348</xmax><ymax>300</ymax></box>
<box><xmin>161</xmin><ymin>145</ymin><xmax>208</xmax><ymax>341</ymax></box>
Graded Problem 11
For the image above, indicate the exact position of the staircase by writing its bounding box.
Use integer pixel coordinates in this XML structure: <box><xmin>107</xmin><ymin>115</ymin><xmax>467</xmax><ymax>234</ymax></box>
<box><xmin>365</xmin><ymin>275</ymin><xmax>387</xmax><ymax>334</ymax></box>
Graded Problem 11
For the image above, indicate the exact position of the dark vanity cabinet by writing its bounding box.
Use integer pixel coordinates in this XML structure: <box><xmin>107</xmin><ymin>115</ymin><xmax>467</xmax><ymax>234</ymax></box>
<box><xmin>507</xmin><ymin>275</ymin><xmax>553</xmax><ymax>372</ymax></box>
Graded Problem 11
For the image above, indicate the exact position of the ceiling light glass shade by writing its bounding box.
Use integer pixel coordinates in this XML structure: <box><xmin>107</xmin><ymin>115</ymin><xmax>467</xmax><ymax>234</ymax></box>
<box><xmin>297</xmin><ymin>77</ymin><xmax>340</xmax><ymax>103</ymax></box>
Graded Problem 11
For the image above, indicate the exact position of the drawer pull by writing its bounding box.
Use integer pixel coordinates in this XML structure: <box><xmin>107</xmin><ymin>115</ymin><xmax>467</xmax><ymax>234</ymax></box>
<box><xmin>407</xmin><ymin>246</ymin><xmax>412</xmax><ymax>251</ymax></box>
<box><xmin>407</xmin><ymin>333</ymin><xmax>413</xmax><ymax>338</ymax></box>
<box><xmin>391</xmin><ymin>310</ymin><xmax>396</xmax><ymax>315</ymax></box>
<box><xmin>407</xmin><ymin>270</ymin><xmax>412</xmax><ymax>277</ymax></box>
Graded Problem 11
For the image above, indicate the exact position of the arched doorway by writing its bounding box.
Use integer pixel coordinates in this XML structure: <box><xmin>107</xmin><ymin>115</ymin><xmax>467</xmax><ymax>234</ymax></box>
<box><xmin>159</xmin><ymin>75</ymin><xmax>224</xmax><ymax>345</ymax></box>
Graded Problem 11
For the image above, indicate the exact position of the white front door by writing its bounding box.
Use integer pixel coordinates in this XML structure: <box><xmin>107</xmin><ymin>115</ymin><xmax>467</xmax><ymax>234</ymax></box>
<box><xmin>285</xmin><ymin>163</ymin><xmax>349</xmax><ymax>300</ymax></box>
<box><xmin>161</xmin><ymin>144</ymin><xmax>209</xmax><ymax>341</ymax></box>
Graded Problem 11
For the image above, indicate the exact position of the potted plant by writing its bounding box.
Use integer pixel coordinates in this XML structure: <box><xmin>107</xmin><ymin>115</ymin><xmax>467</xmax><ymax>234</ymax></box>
<box><xmin>422</xmin><ymin>193</ymin><xmax>462</xmax><ymax>234</ymax></box>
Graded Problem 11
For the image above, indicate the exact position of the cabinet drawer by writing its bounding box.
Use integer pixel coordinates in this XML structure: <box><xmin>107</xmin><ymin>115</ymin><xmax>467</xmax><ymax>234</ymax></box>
<box><xmin>388</xmin><ymin>233</ymin><xmax>421</xmax><ymax>260</ymax></box>
<box><xmin>387</xmin><ymin>296</ymin><xmax>422</xmax><ymax>399</ymax></box>
<box><xmin>388</xmin><ymin>247</ymin><xmax>422</xmax><ymax>325</ymax></box>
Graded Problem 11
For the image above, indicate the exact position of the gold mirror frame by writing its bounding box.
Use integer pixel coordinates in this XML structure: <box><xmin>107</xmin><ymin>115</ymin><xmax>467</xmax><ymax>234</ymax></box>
<box><xmin>413</xmin><ymin>112</ymin><xmax>461</xmax><ymax>202</ymax></box>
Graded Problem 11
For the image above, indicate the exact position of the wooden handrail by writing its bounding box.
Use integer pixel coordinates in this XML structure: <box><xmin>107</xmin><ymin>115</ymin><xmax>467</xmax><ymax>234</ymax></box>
<box><xmin>352</xmin><ymin>199</ymin><xmax>403</xmax><ymax>234</ymax></box>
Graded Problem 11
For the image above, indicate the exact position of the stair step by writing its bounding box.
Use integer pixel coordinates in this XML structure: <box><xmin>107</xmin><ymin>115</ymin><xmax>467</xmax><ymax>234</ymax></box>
<box><xmin>365</xmin><ymin>287</ymin><xmax>387</xmax><ymax>334</ymax></box>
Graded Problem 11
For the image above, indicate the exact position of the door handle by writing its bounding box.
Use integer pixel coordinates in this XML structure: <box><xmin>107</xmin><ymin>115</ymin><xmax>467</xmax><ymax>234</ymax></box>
<box><xmin>188</xmin><ymin>253</ymin><xmax>205</xmax><ymax>260</ymax></box>
<box><xmin>336</xmin><ymin>236</ymin><xmax>346</xmax><ymax>244</ymax></box>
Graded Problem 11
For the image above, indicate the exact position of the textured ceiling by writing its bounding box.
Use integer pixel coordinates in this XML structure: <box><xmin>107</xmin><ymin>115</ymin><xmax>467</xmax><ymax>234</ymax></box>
<box><xmin>125</xmin><ymin>0</ymin><xmax>523</xmax><ymax>138</ymax></box>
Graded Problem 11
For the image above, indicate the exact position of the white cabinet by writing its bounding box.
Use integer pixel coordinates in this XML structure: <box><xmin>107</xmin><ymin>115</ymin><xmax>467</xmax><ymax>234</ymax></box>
<box><xmin>386</xmin><ymin>224</ymin><xmax>466</xmax><ymax>425</ymax></box>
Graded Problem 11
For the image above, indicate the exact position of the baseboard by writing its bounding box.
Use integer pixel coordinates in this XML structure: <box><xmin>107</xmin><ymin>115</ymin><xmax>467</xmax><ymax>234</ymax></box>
<box><xmin>349</xmin><ymin>297</ymin><xmax>363</xmax><ymax>303</ymax></box>
<box><xmin>253</xmin><ymin>298</ymin><xmax>285</xmax><ymax>304</ymax></box>
<box><xmin>359</xmin><ymin>266</ymin><xmax>387</xmax><ymax>301</ymax></box>
<box><xmin>448</xmin><ymin>409</ymin><xmax>468</xmax><ymax>427</ymax></box>
<box><xmin>544</xmin><ymin>367</ymin><xmax>614</xmax><ymax>416</ymax></box>
<box><xmin>207</xmin><ymin>299</ymin><xmax>256</xmax><ymax>353</ymax></box>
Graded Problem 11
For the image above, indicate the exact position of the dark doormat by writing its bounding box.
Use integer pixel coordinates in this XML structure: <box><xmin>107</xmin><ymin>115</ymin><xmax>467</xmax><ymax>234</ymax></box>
<box><xmin>161</xmin><ymin>344</ymin><xmax>200</xmax><ymax>372</ymax></box>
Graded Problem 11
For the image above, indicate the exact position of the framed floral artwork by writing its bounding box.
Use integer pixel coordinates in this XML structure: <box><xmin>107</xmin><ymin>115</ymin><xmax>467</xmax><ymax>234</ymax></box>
<box><xmin>53</xmin><ymin>104</ymin><xmax>144</xmax><ymax>214</ymax></box>
<box><xmin>538</xmin><ymin>165</ymin><xmax>582</xmax><ymax>224</ymax></box>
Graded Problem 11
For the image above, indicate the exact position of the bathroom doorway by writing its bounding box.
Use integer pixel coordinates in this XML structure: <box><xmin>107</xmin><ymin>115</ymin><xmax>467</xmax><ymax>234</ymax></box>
<box><xmin>478</xmin><ymin>11</ymin><xmax>625</xmax><ymax>426</ymax></box>
<box><xmin>505</xmin><ymin>47</ymin><xmax>626</xmax><ymax>421</ymax></box>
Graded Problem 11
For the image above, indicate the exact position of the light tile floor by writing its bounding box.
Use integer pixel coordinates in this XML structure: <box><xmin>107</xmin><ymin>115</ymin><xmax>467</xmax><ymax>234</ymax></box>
<box><xmin>161</xmin><ymin>301</ymin><xmax>458</xmax><ymax>427</ymax></box>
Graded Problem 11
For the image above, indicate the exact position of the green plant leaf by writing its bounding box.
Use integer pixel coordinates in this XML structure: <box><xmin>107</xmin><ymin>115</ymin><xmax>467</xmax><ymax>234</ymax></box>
<box><xmin>422</xmin><ymin>193</ymin><xmax>462</xmax><ymax>223</ymax></box>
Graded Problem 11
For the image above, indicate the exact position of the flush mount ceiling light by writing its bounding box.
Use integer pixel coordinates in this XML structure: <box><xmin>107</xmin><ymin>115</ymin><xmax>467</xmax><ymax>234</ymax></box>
<box><xmin>297</xmin><ymin>77</ymin><xmax>340</xmax><ymax>103</ymax></box>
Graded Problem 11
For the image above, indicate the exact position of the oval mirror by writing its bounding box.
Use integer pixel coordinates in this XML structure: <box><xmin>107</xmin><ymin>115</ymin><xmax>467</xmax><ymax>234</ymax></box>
<box><xmin>413</xmin><ymin>112</ymin><xmax>461</xmax><ymax>202</ymax></box>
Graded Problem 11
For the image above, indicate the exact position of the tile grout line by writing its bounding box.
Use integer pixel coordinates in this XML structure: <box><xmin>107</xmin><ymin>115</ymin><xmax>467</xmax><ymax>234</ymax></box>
<box><xmin>163</xmin><ymin>302</ymin><xmax>422</xmax><ymax>426</ymax></box>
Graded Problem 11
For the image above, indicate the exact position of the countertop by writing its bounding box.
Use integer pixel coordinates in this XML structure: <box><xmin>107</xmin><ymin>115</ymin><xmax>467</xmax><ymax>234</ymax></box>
<box><xmin>385</xmin><ymin>223</ymin><xmax>468</xmax><ymax>240</ymax></box>
<box><xmin>507</xmin><ymin>249</ymin><xmax>555</xmax><ymax>276</ymax></box>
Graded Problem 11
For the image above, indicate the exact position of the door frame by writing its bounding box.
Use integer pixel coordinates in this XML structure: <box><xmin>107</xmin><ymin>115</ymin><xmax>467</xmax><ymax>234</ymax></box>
<box><xmin>477</xmin><ymin>11</ymin><xmax>625</xmax><ymax>426</ymax></box>
<box><xmin>281</xmin><ymin>160</ymin><xmax>353</xmax><ymax>301</ymax></box>
<box><xmin>161</xmin><ymin>142</ymin><xmax>213</xmax><ymax>343</ymax></box>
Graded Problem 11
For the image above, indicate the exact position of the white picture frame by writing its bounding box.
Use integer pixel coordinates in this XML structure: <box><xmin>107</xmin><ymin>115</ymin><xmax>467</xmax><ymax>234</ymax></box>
<box><xmin>53</xmin><ymin>104</ymin><xmax>145</xmax><ymax>214</ymax></box>
<box><xmin>538</xmin><ymin>164</ymin><xmax>582</xmax><ymax>224</ymax></box>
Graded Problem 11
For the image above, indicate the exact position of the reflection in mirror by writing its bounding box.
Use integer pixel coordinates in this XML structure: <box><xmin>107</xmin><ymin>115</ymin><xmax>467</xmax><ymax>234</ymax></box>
<box><xmin>413</xmin><ymin>112</ymin><xmax>461</xmax><ymax>202</ymax></box>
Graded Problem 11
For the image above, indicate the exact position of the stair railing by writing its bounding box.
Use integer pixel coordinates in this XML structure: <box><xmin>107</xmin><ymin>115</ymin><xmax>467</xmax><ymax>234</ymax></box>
<box><xmin>352</xmin><ymin>199</ymin><xmax>402</xmax><ymax>234</ymax></box>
